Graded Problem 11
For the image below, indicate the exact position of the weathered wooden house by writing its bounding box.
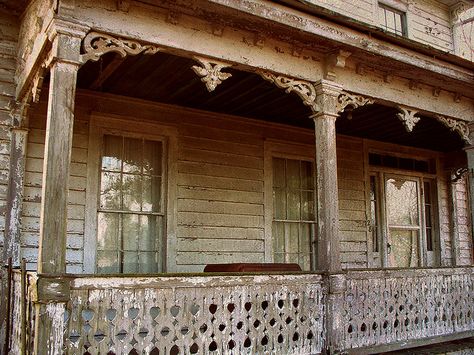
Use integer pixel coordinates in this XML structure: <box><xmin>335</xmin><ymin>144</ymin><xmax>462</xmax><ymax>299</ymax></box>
<box><xmin>0</xmin><ymin>0</ymin><xmax>474</xmax><ymax>353</ymax></box>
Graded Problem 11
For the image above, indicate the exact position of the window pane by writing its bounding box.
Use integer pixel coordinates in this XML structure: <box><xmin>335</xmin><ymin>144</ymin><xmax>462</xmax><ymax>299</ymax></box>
<box><xmin>139</xmin><ymin>215</ymin><xmax>160</xmax><ymax>251</ymax></box>
<box><xmin>301</xmin><ymin>191</ymin><xmax>314</xmax><ymax>220</ymax></box>
<box><xmin>123</xmin><ymin>251</ymin><xmax>138</xmax><ymax>274</ymax></box>
<box><xmin>97</xmin><ymin>212</ymin><xmax>119</xmax><ymax>250</ymax></box>
<box><xmin>123</xmin><ymin>214</ymin><xmax>139</xmax><ymax>251</ymax></box>
<box><xmin>142</xmin><ymin>176</ymin><xmax>162</xmax><ymax>212</ymax></box>
<box><xmin>273</xmin><ymin>188</ymin><xmax>286</xmax><ymax>219</ymax></box>
<box><xmin>143</xmin><ymin>141</ymin><xmax>163</xmax><ymax>176</ymax></box>
<box><xmin>300</xmin><ymin>161</ymin><xmax>313</xmax><ymax>190</ymax></box>
<box><xmin>287</xmin><ymin>190</ymin><xmax>300</xmax><ymax>220</ymax></box>
<box><xmin>389</xmin><ymin>229</ymin><xmax>419</xmax><ymax>267</ymax></box>
<box><xmin>273</xmin><ymin>158</ymin><xmax>285</xmax><ymax>188</ymax></box>
<box><xmin>102</xmin><ymin>135</ymin><xmax>122</xmax><ymax>171</ymax></box>
<box><xmin>100</xmin><ymin>172</ymin><xmax>122</xmax><ymax>210</ymax></box>
<box><xmin>272</xmin><ymin>222</ymin><xmax>285</xmax><ymax>255</ymax></box>
<box><xmin>286</xmin><ymin>160</ymin><xmax>300</xmax><ymax>189</ymax></box>
<box><xmin>123</xmin><ymin>137</ymin><xmax>142</xmax><ymax>174</ymax></box>
<box><xmin>386</xmin><ymin>177</ymin><xmax>419</xmax><ymax>226</ymax></box>
<box><xmin>122</xmin><ymin>173</ymin><xmax>142</xmax><ymax>211</ymax></box>
<box><xmin>97</xmin><ymin>251</ymin><xmax>120</xmax><ymax>273</ymax></box>
<box><xmin>139</xmin><ymin>252</ymin><xmax>159</xmax><ymax>273</ymax></box>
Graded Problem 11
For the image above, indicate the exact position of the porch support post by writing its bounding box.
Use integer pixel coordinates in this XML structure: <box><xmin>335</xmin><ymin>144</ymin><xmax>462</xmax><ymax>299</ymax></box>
<box><xmin>466</xmin><ymin>124</ymin><xmax>474</xmax><ymax>265</ymax></box>
<box><xmin>34</xmin><ymin>21</ymin><xmax>86</xmax><ymax>355</ymax></box>
<box><xmin>312</xmin><ymin>80</ymin><xmax>343</xmax><ymax>272</ymax></box>
<box><xmin>2</xmin><ymin>102</ymin><xmax>29</xmax><ymax>267</ymax></box>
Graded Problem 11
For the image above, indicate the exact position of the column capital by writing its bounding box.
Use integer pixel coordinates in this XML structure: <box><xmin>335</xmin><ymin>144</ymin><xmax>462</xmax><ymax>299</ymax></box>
<box><xmin>45</xmin><ymin>19</ymin><xmax>89</xmax><ymax>68</ymax></box>
<box><xmin>312</xmin><ymin>80</ymin><xmax>343</xmax><ymax>119</ymax></box>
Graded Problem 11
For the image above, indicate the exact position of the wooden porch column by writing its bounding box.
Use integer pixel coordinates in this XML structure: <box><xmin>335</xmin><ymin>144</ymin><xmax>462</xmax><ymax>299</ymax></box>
<box><xmin>2</xmin><ymin>102</ymin><xmax>29</xmax><ymax>267</ymax></box>
<box><xmin>37</xmin><ymin>35</ymin><xmax>82</xmax><ymax>275</ymax></box>
<box><xmin>465</xmin><ymin>124</ymin><xmax>474</xmax><ymax>265</ymax></box>
<box><xmin>33</xmin><ymin>22</ymin><xmax>87</xmax><ymax>355</ymax></box>
<box><xmin>312</xmin><ymin>80</ymin><xmax>343</xmax><ymax>272</ymax></box>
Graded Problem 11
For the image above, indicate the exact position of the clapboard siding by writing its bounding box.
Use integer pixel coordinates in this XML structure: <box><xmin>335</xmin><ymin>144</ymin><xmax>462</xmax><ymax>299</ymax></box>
<box><xmin>337</xmin><ymin>137</ymin><xmax>368</xmax><ymax>269</ymax></box>
<box><xmin>409</xmin><ymin>0</ymin><xmax>453</xmax><ymax>51</ymax></box>
<box><xmin>21</xmin><ymin>106</ymin><xmax>89</xmax><ymax>273</ymax></box>
<box><xmin>0</xmin><ymin>11</ymin><xmax>18</xmax><ymax>259</ymax></box>
<box><xmin>303</xmin><ymin>0</ymin><xmax>374</xmax><ymax>23</ymax></box>
<box><xmin>455</xmin><ymin>176</ymin><xmax>473</xmax><ymax>265</ymax></box>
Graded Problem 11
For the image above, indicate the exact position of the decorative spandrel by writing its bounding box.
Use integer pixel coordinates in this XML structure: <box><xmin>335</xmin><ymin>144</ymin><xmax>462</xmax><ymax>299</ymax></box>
<box><xmin>81</xmin><ymin>32</ymin><xmax>160</xmax><ymax>63</ymax></box>
<box><xmin>396</xmin><ymin>106</ymin><xmax>420</xmax><ymax>132</ymax></box>
<box><xmin>337</xmin><ymin>92</ymin><xmax>375</xmax><ymax>118</ymax></box>
<box><xmin>435</xmin><ymin>115</ymin><xmax>471</xmax><ymax>145</ymax></box>
<box><xmin>191</xmin><ymin>57</ymin><xmax>233</xmax><ymax>92</ymax></box>
<box><xmin>259</xmin><ymin>71</ymin><xmax>319</xmax><ymax>113</ymax></box>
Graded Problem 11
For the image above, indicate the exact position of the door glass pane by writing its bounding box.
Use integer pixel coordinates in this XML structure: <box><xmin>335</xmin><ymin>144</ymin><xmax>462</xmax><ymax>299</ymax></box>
<box><xmin>388</xmin><ymin>229</ymin><xmax>419</xmax><ymax>267</ymax></box>
<box><xmin>386</xmin><ymin>177</ymin><xmax>419</xmax><ymax>226</ymax></box>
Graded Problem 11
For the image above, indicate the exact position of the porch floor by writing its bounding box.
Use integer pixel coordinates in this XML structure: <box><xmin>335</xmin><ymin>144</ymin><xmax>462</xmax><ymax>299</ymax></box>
<box><xmin>386</xmin><ymin>337</ymin><xmax>474</xmax><ymax>354</ymax></box>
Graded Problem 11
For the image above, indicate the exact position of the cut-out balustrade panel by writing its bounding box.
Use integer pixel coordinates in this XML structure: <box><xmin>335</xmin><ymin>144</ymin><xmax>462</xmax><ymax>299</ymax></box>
<box><xmin>64</xmin><ymin>274</ymin><xmax>325</xmax><ymax>355</ymax></box>
<box><xmin>341</xmin><ymin>267</ymin><xmax>474</xmax><ymax>350</ymax></box>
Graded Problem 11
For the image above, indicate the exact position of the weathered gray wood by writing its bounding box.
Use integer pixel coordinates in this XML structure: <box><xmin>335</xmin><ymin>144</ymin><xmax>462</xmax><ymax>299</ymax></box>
<box><xmin>3</xmin><ymin>126</ymin><xmax>28</xmax><ymax>267</ymax></box>
<box><xmin>37</xmin><ymin>59</ymin><xmax>80</xmax><ymax>274</ymax></box>
<box><xmin>313</xmin><ymin>80</ymin><xmax>342</xmax><ymax>272</ymax></box>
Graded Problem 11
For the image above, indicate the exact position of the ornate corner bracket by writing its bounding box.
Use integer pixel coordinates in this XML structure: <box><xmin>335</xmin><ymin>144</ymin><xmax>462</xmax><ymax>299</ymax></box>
<box><xmin>337</xmin><ymin>92</ymin><xmax>374</xmax><ymax>118</ymax></box>
<box><xmin>191</xmin><ymin>57</ymin><xmax>232</xmax><ymax>92</ymax></box>
<box><xmin>396</xmin><ymin>106</ymin><xmax>420</xmax><ymax>132</ymax></box>
<box><xmin>435</xmin><ymin>115</ymin><xmax>471</xmax><ymax>144</ymax></box>
<box><xmin>259</xmin><ymin>71</ymin><xmax>319</xmax><ymax>113</ymax></box>
<box><xmin>451</xmin><ymin>167</ymin><xmax>469</xmax><ymax>183</ymax></box>
<box><xmin>80</xmin><ymin>32</ymin><xmax>160</xmax><ymax>64</ymax></box>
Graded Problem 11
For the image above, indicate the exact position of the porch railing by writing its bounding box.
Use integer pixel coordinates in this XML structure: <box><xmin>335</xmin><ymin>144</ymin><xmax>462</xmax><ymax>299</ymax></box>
<box><xmin>2</xmin><ymin>266</ymin><xmax>474</xmax><ymax>354</ymax></box>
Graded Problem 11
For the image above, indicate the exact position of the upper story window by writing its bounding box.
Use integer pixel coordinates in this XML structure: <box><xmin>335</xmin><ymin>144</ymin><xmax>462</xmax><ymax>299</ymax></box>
<box><xmin>378</xmin><ymin>3</ymin><xmax>407</xmax><ymax>36</ymax></box>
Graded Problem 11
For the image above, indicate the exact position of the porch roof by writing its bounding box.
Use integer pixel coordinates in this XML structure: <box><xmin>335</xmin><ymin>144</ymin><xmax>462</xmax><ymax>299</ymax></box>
<box><xmin>75</xmin><ymin>51</ymin><xmax>466</xmax><ymax>152</ymax></box>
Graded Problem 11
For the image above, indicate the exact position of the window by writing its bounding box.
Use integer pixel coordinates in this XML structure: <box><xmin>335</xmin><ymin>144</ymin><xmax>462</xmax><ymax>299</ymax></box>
<box><xmin>369</xmin><ymin>154</ymin><xmax>439</xmax><ymax>268</ymax></box>
<box><xmin>378</xmin><ymin>3</ymin><xmax>407</xmax><ymax>36</ymax></box>
<box><xmin>272</xmin><ymin>157</ymin><xmax>315</xmax><ymax>270</ymax></box>
<box><xmin>97</xmin><ymin>134</ymin><xmax>165</xmax><ymax>274</ymax></box>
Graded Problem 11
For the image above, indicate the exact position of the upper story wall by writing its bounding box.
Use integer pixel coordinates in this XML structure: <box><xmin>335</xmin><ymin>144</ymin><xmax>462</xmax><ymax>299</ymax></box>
<box><xmin>298</xmin><ymin>0</ymin><xmax>468</xmax><ymax>57</ymax></box>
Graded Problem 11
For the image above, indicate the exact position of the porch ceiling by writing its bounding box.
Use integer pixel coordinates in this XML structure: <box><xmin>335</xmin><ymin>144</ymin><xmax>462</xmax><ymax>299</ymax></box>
<box><xmin>76</xmin><ymin>51</ymin><xmax>465</xmax><ymax>152</ymax></box>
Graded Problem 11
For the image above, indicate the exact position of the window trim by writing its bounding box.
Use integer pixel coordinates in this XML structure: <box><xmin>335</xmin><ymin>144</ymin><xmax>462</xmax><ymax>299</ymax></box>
<box><xmin>264</xmin><ymin>140</ymin><xmax>316</xmax><ymax>270</ymax></box>
<box><xmin>378</xmin><ymin>1</ymin><xmax>408</xmax><ymax>37</ymax></box>
<box><xmin>84</xmin><ymin>114</ymin><xmax>178</xmax><ymax>274</ymax></box>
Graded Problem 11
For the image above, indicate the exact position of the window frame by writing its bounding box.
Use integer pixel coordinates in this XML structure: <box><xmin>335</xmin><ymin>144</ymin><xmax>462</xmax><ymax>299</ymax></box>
<box><xmin>84</xmin><ymin>114</ymin><xmax>178</xmax><ymax>274</ymax></box>
<box><xmin>264</xmin><ymin>140</ymin><xmax>317</xmax><ymax>270</ymax></box>
<box><xmin>377</xmin><ymin>1</ymin><xmax>408</xmax><ymax>37</ymax></box>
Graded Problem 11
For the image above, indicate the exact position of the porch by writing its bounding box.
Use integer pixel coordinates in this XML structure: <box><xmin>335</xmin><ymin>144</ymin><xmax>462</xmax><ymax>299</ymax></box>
<box><xmin>2</xmin><ymin>11</ymin><xmax>474</xmax><ymax>355</ymax></box>
<box><xmin>3</xmin><ymin>265</ymin><xmax>474</xmax><ymax>354</ymax></box>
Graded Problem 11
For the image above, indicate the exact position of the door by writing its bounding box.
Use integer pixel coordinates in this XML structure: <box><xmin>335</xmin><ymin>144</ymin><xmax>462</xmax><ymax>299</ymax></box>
<box><xmin>384</xmin><ymin>175</ymin><xmax>422</xmax><ymax>267</ymax></box>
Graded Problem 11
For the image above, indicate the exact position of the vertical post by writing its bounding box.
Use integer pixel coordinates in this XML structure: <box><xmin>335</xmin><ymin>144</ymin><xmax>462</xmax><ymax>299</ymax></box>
<box><xmin>33</xmin><ymin>21</ymin><xmax>87</xmax><ymax>355</ymax></box>
<box><xmin>312</xmin><ymin>80</ymin><xmax>342</xmax><ymax>272</ymax></box>
<box><xmin>3</xmin><ymin>101</ymin><xmax>29</xmax><ymax>267</ymax></box>
<box><xmin>450</xmin><ymin>2</ymin><xmax>469</xmax><ymax>59</ymax></box>
<box><xmin>312</xmin><ymin>80</ymin><xmax>345</xmax><ymax>354</ymax></box>
<box><xmin>465</xmin><ymin>127</ymin><xmax>474</xmax><ymax>265</ymax></box>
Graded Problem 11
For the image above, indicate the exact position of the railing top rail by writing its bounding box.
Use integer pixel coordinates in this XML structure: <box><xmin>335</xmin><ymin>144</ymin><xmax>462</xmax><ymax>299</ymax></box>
<box><xmin>69</xmin><ymin>272</ymin><xmax>325</xmax><ymax>290</ymax></box>
<box><xmin>344</xmin><ymin>266</ymin><xmax>474</xmax><ymax>279</ymax></box>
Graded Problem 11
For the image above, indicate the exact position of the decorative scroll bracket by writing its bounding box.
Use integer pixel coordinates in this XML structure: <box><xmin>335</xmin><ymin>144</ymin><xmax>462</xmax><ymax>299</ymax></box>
<box><xmin>396</xmin><ymin>106</ymin><xmax>420</xmax><ymax>132</ymax></box>
<box><xmin>80</xmin><ymin>32</ymin><xmax>160</xmax><ymax>64</ymax></box>
<box><xmin>435</xmin><ymin>114</ymin><xmax>471</xmax><ymax>144</ymax></box>
<box><xmin>451</xmin><ymin>167</ymin><xmax>469</xmax><ymax>183</ymax></box>
<box><xmin>192</xmin><ymin>57</ymin><xmax>233</xmax><ymax>92</ymax></box>
<box><xmin>337</xmin><ymin>92</ymin><xmax>374</xmax><ymax>119</ymax></box>
<box><xmin>259</xmin><ymin>71</ymin><xmax>319</xmax><ymax>113</ymax></box>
